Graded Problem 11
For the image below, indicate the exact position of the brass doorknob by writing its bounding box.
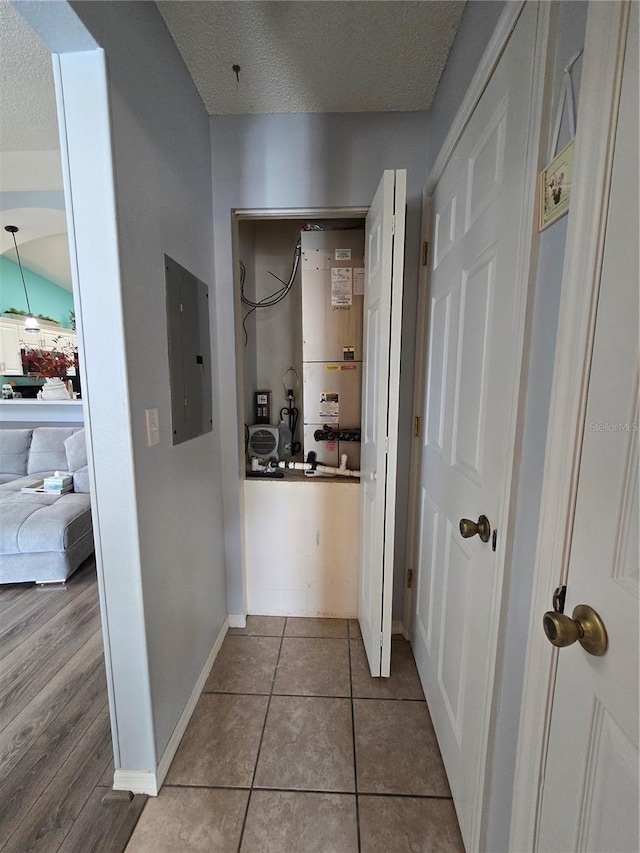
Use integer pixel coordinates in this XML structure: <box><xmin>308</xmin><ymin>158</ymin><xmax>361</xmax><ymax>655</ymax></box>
<box><xmin>459</xmin><ymin>515</ymin><xmax>491</xmax><ymax>542</ymax></box>
<box><xmin>542</xmin><ymin>604</ymin><xmax>608</xmax><ymax>656</ymax></box>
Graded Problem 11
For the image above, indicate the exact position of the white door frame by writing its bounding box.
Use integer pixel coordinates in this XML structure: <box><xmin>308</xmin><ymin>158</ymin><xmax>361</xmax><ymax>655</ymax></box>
<box><xmin>403</xmin><ymin>0</ymin><xmax>528</xmax><ymax>638</ymax></box>
<box><xmin>401</xmin><ymin>186</ymin><xmax>431</xmax><ymax>637</ymax></box>
<box><xmin>231</xmin><ymin>205</ymin><xmax>369</xmax><ymax>621</ymax></box>
<box><xmin>510</xmin><ymin>2</ymin><xmax>632</xmax><ymax>848</ymax></box>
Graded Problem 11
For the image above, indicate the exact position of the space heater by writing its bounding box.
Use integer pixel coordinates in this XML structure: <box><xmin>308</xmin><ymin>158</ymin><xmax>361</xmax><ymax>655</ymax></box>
<box><xmin>247</xmin><ymin>425</ymin><xmax>279</xmax><ymax>460</ymax></box>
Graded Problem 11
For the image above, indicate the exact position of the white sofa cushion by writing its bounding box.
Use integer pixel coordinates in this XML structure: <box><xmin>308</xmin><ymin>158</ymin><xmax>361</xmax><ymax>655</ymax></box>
<box><xmin>27</xmin><ymin>427</ymin><xmax>79</xmax><ymax>475</ymax></box>
<box><xmin>0</xmin><ymin>429</ymin><xmax>31</xmax><ymax>476</ymax></box>
<box><xmin>73</xmin><ymin>465</ymin><xmax>91</xmax><ymax>494</ymax></box>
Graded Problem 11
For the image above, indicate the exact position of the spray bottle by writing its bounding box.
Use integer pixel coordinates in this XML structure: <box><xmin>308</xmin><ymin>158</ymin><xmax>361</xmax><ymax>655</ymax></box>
<box><xmin>278</xmin><ymin>419</ymin><xmax>293</xmax><ymax>461</ymax></box>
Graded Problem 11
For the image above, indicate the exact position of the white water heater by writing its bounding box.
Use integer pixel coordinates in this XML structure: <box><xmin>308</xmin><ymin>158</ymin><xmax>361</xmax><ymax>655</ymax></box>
<box><xmin>300</xmin><ymin>228</ymin><xmax>364</xmax><ymax>468</ymax></box>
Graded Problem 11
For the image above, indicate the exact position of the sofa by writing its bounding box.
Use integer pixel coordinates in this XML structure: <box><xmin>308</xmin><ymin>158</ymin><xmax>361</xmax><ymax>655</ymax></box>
<box><xmin>0</xmin><ymin>427</ymin><xmax>94</xmax><ymax>584</ymax></box>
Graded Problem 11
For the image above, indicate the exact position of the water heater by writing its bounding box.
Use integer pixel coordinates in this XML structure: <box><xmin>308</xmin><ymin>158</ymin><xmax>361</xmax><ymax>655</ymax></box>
<box><xmin>300</xmin><ymin>229</ymin><xmax>364</xmax><ymax>469</ymax></box>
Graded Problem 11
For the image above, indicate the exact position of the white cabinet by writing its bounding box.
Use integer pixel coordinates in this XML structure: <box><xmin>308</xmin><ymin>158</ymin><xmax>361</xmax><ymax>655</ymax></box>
<box><xmin>244</xmin><ymin>478</ymin><xmax>360</xmax><ymax>617</ymax></box>
<box><xmin>39</xmin><ymin>328</ymin><xmax>75</xmax><ymax>351</ymax></box>
<box><xmin>0</xmin><ymin>317</ymin><xmax>77</xmax><ymax>376</ymax></box>
<box><xmin>0</xmin><ymin>321</ymin><xmax>23</xmax><ymax>375</ymax></box>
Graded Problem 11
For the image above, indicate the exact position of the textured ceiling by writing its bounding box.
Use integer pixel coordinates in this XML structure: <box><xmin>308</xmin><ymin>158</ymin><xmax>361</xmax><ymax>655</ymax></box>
<box><xmin>157</xmin><ymin>0</ymin><xmax>465</xmax><ymax>115</ymax></box>
<box><xmin>1</xmin><ymin>0</ymin><xmax>465</xmax><ymax>288</ymax></box>
<box><xmin>0</xmin><ymin>0</ymin><xmax>60</xmax><ymax>151</ymax></box>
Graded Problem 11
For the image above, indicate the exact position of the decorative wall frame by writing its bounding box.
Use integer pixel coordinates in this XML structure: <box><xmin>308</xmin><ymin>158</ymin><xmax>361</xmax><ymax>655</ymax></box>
<box><xmin>539</xmin><ymin>139</ymin><xmax>574</xmax><ymax>230</ymax></box>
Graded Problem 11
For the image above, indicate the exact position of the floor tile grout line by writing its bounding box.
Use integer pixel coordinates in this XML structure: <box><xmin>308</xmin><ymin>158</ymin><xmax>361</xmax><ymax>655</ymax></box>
<box><xmin>348</xmin><ymin>636</ymin><xmax>361</xmax><ymax>853</ymax></box>
<box><xmin>161</xmin><ymin>782</ymin><xmax>454</xmax><ymax>801</ymax></box>
<box><xmin>236</xmin><ymin>618</ymin><xmax>287</xmax><ymax>852</ymax></box>
<box><xmin>201</xmin><ymin>689</ymin><xmax>426</xmax><ymax>702</ymax></box>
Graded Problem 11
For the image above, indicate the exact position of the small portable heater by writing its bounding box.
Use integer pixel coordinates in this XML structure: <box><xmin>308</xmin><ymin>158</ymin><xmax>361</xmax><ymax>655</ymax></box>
<box><xmin>247</xmin><ymin>425</ymin><xmax>279</xmax><ymax>460</ymax></box>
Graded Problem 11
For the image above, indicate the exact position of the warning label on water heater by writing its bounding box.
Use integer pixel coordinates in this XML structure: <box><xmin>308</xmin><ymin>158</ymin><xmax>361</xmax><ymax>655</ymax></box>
<box><xmin>319</xmin><ymin>392</ymin><xmax>339</xmax><ymax>421</ymax></box>
<box><xmin>331</xmin><ymin>267</ymin><xmax>353</xmax><ymax>306</ymax></box>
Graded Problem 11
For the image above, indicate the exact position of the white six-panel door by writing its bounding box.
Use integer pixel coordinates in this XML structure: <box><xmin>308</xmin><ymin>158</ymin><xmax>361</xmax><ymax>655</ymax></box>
<box><xmin>359</xmin><ymin>169</ymin><xmax>406</xmax><ymax>678</ymax></box>
<box><xmin>537</xmin><ymin>4</ymin><xmax>639</xmax><ymax>849</ymax></box>
<box><xmin>411</xmin><ymin>3</ymin><xmax>539</xmax><ymax>847</ymax></box>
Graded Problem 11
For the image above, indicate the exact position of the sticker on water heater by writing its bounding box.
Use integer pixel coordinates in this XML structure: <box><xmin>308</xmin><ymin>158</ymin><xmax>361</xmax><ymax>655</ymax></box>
<box><xmin>331</xmin><ymin>267</ymin><xmax>353</xmax><ymax>307</ymax></box>
<box><xmin>319</xmin><ymin>392</ymin><xmax>339</xmax><ymax>421</ymax></box>
<box><xmin>343</xmin><ymin>346</ymin><xmax>355</xmax><ymax>361</ymax></box>
<box><xmin>335</xmin><ymin>249</ymin><xmax>351</xmax><ymax>260</ymax></box>
<box><xmin>354</xmin><ymin>268</ymin><xmax>365</xmax><ymax>296</ymax></box>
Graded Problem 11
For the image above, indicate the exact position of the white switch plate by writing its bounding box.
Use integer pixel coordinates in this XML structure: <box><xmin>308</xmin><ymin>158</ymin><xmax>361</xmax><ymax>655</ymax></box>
<box><xmin>145</xmin><ymin>408</ymin><xmax>160</xmax><ymax>446</ymax></box>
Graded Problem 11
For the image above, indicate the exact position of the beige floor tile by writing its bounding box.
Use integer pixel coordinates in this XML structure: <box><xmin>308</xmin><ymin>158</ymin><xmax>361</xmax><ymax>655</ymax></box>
<box><xmin>254</xmin><ymin>695</ymin><xmax>355</xmax><ymax>792</ymax></box>
<box><xmin>240</xmin><ymin>790</ymin><xmax>358</xmax><ymax>853</ymax></box>
<box><xmin>204</xmin><ymin>636</ymin><xmax>280</xmax><ymax>694</ymax></box>
<box><xmin>229</xmin><ymin>616</ymin><xmax>286</xmax><ymax>636</ymax></box>
<box><xmin>125</xmin><ymin>787</ymin><xmax>248</xmax><ymax>853</ymax></box>
<box><xmin>350</xmin><ymin>639</ymin><xmax>425</xmax><ymax>700</ymax></box>
<box><xmin>348</xmin><ymin>619</ymin><xmax>362</xmax><ymax>639</ymax></box>
<box><xmin>354</xmin><ymin>699</ymin><xmax>451</xmax><ymax>796</ymax></box>
<box><xmin>165</xmin><ymin>694</ymin><xmax>268</xmax><ymax>787</ymax></box>
<box><xmin>273</xmin><ymin>638</ymin><xmax>350</xmax><ymax>697</ymax></box>
<box><xmin>358</xmin><ymin>795</ymin><xmax>464</xmax><ymax>853</ymax></box>
<box><xmin>284</xmin><ymin>617</ymin><xmax>349</xmax><ymax>638</ymax></box>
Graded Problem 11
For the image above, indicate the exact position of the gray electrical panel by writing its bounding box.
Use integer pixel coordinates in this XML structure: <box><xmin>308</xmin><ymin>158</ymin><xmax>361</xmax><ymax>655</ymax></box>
<box><xmin>165</xmin><ymin>255</ymin><xmax>213</xmax><ymax>446</ymax></box>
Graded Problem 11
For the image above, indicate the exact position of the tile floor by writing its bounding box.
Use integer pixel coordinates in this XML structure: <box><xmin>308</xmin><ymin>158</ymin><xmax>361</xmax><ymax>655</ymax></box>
<box><xmin>125</xmin><ymin>617</ymin><xmax>464</xmax><ymax>853</ymax></box>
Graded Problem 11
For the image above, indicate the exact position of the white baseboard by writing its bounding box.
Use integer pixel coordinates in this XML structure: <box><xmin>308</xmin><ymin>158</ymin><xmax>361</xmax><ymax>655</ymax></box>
<box><xmin>113</xmin><ymin>615</ymin><xmax>229</xmax><ymax>797</ymax></box>
<box><xmin>228</xmin><ymin>613</ymin><xmax>247</xmax><ymax>628</ymax></box>
<box><xmin>113</xmin><ymin>769</ymin><xmax>158</xmax><ymax>796</ymax></box>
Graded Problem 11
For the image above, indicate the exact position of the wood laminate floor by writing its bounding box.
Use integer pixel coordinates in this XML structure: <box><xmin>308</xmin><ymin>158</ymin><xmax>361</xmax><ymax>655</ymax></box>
<box><xmin>0</xmin><ymin>559</ymin><xmax>146</xmax><ymax>852</ymax></box>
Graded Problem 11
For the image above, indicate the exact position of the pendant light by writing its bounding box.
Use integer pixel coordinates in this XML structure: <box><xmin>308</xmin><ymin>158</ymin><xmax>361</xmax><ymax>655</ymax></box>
<box><xmin>4</xmin><ymin>225</ymin><xmax>40</xmax><ymax>334</ymax></box>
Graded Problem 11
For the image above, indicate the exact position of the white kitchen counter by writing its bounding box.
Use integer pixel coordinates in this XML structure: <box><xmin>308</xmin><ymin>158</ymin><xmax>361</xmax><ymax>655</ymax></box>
<box><xmin>0</xmin><ymin>399</ymin><xmax>84</xmax><ymax>427</ymax></box>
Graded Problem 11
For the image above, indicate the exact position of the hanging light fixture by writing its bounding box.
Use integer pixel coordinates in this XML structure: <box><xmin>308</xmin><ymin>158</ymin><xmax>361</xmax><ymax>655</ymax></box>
<box><xmin>4</xmin><ymin>225</ymin><xmax>40</xmax><ymax>333</ymax></box>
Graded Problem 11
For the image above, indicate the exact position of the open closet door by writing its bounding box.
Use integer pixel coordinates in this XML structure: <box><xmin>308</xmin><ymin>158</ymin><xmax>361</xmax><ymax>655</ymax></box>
<box><xmin>359</xmin><ymin>169</ymin><xmax>406</xmax><ymax>677</ymax></box>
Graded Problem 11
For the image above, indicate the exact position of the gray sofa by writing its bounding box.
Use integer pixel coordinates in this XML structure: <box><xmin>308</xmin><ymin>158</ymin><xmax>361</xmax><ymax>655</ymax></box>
<box><xmin>0</xmin><ymin>427</ymin><xmax>94</xmax><ymax>584</ymax></box>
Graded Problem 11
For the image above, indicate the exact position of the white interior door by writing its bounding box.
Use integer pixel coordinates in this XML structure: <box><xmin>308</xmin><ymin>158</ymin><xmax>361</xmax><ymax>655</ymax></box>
<box><xmin>359</xmin><ymin>169</ymin><xmax>406</xmax><ymax>678</ymax></box>
<box><xmin>411</xmin><ymin>3</ymin><xmax>539</xmax><ymax>847</ymax></box>
<box><xmin>538</xmin><ymin>6</ymin><xmax>639</xmax><ymax>849</ymax></box>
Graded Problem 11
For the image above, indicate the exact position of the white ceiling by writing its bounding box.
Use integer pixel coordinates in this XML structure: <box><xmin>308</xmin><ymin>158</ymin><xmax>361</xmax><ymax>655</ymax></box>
<box><xmin>0</xmin><ymin>2</ymin><xmax>71</xmax><ymax>289</ymax></box>
<box><xmin>157</xmin><ymin>0</ymin><xmax>465</xmax><ymax>114</ymax></box>
<box><xmin>0</xmin><ymin>0</ymin><xmax>60</xmax><ymax>151</ymax></box>
<box><xmin>0</xmin><ymin>1</ymin><xmax>465</xmax><ymax>291</ymax></box>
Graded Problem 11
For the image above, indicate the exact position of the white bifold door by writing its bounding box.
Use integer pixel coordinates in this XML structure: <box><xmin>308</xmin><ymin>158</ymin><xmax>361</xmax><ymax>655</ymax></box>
<box><xmin>359</xmin><ymin>169</ymin><xmax>406</xmax><ymax>677</ymax></box>
<box><xmin>411</xmin><ymin>2</ymin><xmax>540</xmax><ymax>848</ymax></box>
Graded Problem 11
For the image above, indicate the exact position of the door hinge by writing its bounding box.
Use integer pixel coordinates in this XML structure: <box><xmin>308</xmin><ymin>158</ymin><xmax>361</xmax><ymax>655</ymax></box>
<box><xmin>407</xmin><ymin>568</ymin><xmax>413</xmax><ymax>589</ymax></box>
<box><xmin>391</xmin><ymin>215</ymin><xmax>396</xmax><ymax>235</ymax></box>
<box><xmin>422</xmin><ymin>241</ymin><xmax>430</xmax><ymax>266</ymax></box>
<box><xmin>384</xmin><ymin>436</ymin><xmax>389</xmax><ymax>453</ymax></box>
<box><xmin>380</xmin><ymin>632</ymin><xmax>384</xmax><ymax>647</ymax></box>
<box><xmin>413</xmin><ymin>416</ymin><xmax>421</xmax><ymax>438</ymax></box>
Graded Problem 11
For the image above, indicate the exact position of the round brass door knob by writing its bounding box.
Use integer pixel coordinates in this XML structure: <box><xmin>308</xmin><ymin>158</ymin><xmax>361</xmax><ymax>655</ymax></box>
<box><xmin>542</xmin><ymin>604</ymin><xmax>608</xmax><ymax>656</ymax></box>
<box><xmin>459</xmin><ymin>515</ymin><xmax>491</xmax><ymax>542</ymax></box>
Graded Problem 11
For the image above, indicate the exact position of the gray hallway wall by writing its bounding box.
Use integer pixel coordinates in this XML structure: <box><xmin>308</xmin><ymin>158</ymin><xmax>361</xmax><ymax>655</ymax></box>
<box><xmin>210</xmin><ymin>111</ymin><xmax>430</xmax><ymax>621</ymax></box>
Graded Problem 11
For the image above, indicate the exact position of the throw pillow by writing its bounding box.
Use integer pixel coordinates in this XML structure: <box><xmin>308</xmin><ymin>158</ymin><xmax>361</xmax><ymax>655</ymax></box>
<box><xmin>64</xmin><ymin>428</ymin><xmax>88</xmax><ymax>472</ymax></box>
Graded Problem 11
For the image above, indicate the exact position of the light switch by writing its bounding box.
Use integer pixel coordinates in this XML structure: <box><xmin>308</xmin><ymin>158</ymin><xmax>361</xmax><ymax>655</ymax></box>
<box><xmin>145</xmin><ymin>408</ymin><xmax>160</xmax><ymax>446</ymax></box>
